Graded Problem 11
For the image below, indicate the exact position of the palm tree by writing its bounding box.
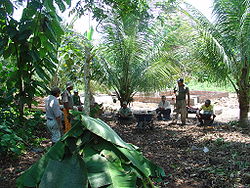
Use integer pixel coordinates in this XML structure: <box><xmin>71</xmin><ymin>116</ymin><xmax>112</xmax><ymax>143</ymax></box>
<box><xmin>180</xmin><ymin>0</ymin><xmax>250</xmax><ymax>127</ymax></box>
<box><xmin>97</xmin><ymin>13</ymin><xmax>178</xmax><ymax>105</ymax></box>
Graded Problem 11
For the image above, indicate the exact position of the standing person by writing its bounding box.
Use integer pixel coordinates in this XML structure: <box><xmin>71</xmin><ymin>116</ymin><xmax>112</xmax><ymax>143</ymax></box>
<box><xmin>73</xmin><ymin>89</ymin><xmax>83</xmax><ymax>111</ymax></box>
<box><xmin>45</xmin><ymin>87</ymin><xmax>63</xmax><ymax>145</ymax></box>
<box><xmin>61</xmin><ymin>82</ymin><xmax>74</xmax><ymax>132</ymax></box>
<box><xmin>156</xmin><ymin>95</ymin><xmax>171</xmax><ymax>120</ymax></box>
<box><xmin>172</xmin><ymin>78</ymin><xmax>190</xmax><ymax>125</ymax></box>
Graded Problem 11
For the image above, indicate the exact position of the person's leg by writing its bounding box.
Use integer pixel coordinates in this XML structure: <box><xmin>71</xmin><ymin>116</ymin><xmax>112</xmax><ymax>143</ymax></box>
<box><xmin>197</xmin><ymin>114</ymin><xmax>204</xmax><ymax>126</ymax></box>
<box><xmin>180</xmin><ymin>100</ymin><xmax>187</xmax><ymax>125</ymax></box>
<box><xmin>163</xmin><ymin>109</ymin><xmax>171</xmax><ymax>119</ymax></box>
<box><xmin>203</xmin><ymin>114</ymin><xmax>212</xmax><ymax>125</ymax></box>
<box><xmin>47</xmin><ymin>119</ymin><xmax>61</xmax><ymax>144</ymax></box>
<box><xmin>209</xmin><ymin>114</ymin><xmax>216</xmax><ymax>125</ymax></box>
<box><xmin>156</xmin><ymin>108</ymin><xmax>162</xmax><ymax>120</ymax></box>
<box><xmin>173</xmin><ymin>101</ymin><xmax>180</xmax><ymax>123</ymax></box>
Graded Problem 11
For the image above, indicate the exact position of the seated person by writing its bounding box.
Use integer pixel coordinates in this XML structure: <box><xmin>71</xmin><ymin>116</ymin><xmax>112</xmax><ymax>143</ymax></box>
<box><xmin>90</xmin><ymin>102</ymin><xmax>103</xmax><ymax>118</ymax></box>
<box><xmin>156</xmin><ymin>95</ymin><xmax>171</xmax><ymax>120</ymax></box>
<box><xmin>196</xmin><ymin>99</ymin><xmax>216</xmax><ymax>126</ymax></box>
<box><xmin>118</xmin><ymin>101</ymin><xmax>133</xmax><ymax>121</ymax></box>
<box><xmin>73</xmin><ymin>90</ymin><xmax>83</xmax><ymax>111</ymax></box>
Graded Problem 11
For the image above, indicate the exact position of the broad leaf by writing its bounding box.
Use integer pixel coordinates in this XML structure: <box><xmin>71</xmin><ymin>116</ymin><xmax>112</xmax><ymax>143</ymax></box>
<box><xmin>16</xmin><ymin>141</ymin><xmax>65</xmax><ymax>187</ymax></box>
<box><xmin>81</xmin><ymin>115</ymin><xmax>134</xmax><ymax>150</ymax></box>
<box><xmin>39</xmin><ymin>155</ymin><xmax>88</xmax><ymax>188</ymax></box>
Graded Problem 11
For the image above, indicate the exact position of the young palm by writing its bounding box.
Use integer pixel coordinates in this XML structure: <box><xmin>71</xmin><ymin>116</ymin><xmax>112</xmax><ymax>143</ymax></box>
<box><xmin>97</xmin><ymin>13</ymin><xmax>178</xmax><ymax>105</ymax></box>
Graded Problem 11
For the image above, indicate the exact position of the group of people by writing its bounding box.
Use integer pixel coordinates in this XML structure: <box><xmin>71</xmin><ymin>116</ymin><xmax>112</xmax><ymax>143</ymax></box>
<box><xmin>45</xmin><ymin>79</ymin><xmax>215</xmax><ymax>144</ymax></box>
<box><xmin>118</xmin><ymin>78</ymin><xmax>215</xmax><ymax>126</ymax></box>
<box><xmin>44</xmin><ymin>82</ymin><xmax>84</xmax><ymax>144</ymax></box>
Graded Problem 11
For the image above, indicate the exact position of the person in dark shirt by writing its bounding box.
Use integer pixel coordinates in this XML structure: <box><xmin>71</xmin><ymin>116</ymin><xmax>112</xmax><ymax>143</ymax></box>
<box><xmin>172</xmin><ymin>78</ymin><xmax>190</xmax><ymax>125</ymax></box>
<box><xmin>73</xmin><ymin>90</ymin><xmax>83</xmax><ymax>111</ymax></box>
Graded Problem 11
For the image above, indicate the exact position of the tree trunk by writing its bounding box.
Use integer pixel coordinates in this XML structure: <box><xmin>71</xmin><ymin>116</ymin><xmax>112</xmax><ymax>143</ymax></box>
<box><xmin>237</xmin><ymin>60</ymin><xmax>250</xmax><ymax>128</ymax></box>
<box><xmin>16</xmin><ymin>46</ymin><xmax>25</xmax><ymax>121</ymax></box>
<box><xmin>84</xmin><ymin>46</ymin><xmax>91</xmax><ymax>115</ymax></box>
<box><xmin>238</xmin><ymin>90</ymin><xmax>250</xmax><ymax>128</ymax></box>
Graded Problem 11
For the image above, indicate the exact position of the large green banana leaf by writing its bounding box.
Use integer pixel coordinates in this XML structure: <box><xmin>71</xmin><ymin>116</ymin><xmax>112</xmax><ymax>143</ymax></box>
<box><xmin>80</xmin><ymin>115</ymin><xmax>135</xmax><ymax>150</ymax></box>
<box><xmin>16</xmin><ymin>141</ymin><xmax>65</xmax><ymax>187</ymax></box>
<box><xmin>16</xmin><ymin>115</ymin><xmax>165</xmax><ymax>188</ymax></box>
<box><xmin>39</xmin><ymin>155</ymin><xmax>88</xmax><ymax>188</ymax></box>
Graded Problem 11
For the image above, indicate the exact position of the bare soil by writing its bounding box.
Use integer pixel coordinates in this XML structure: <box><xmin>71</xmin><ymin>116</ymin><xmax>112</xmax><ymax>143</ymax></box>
<box><xmin>1</xmin><ymin>93</ymin><xmax>250</xmax><ymax>188</ymax></box>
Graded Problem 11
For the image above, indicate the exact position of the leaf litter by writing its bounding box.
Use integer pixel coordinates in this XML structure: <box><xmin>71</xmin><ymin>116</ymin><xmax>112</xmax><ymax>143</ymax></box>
<box><xmin>1</xmin><ymin>94</ymin><xmax>250</xmax><ymax>188</ymax></box>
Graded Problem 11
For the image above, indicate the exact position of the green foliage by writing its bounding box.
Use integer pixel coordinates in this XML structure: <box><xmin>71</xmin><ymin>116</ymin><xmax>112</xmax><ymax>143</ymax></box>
<box><xmin>180</xmin><ymin>0</ymin><xmax>250</xmax><ymax>126</ymax></box>
<box><xmin>0</xmin><ymin>108</ymin><xmax>24</xmax><ymax>156</ymax></box>
<box><xmin>71</xmin><ymin>0</ymin><xmax>150</xmax><ymax>25</ymax></box>
<box><xmin>56</xmin><ymin>30</ymin><xmax>95</xmax><ymax>86</ymax></box>
<box><xmin>17</xmin><ymin>115</ymin><xmax>165</xmax><ymax>187</ymax></box>
<box><xmin>187</xmin><ymin>80</ymin><xmax>235</xmax><ymax>92</ymax></box>
<box><xmin>96</xmin><ymin>12</ymin><xmax>176</xmax><ymax>105</ymax></box>
<box><xmin>0</xmin><ymin>0</ymin><xmax>71</xmax><ymax>118</ymax></box>
<box><xmin>0</xmin><ymin>108</ymin><xmax>46</xmax><ymax>158</ymax></box>
<box><xmin>90</xmin><ymin>103</ymin><xmax>103</xmax><ymax>118</ymax></box>
<box><xmin>0</xmin><ymin>55</ymin><xmax>47</xmax><ymax>158</ymax></box>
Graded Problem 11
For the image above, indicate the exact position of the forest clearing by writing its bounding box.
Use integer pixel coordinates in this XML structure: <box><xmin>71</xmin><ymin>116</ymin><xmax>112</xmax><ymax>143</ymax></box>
<box><xmin>1</xmin><ymin>92</ymin><xmax>250</xmax><ymax>188</ymax></box>
<box><xmin>1</xmin><ymin>0</ymin><xmax>250</xmax><ymax>187</ymax></box>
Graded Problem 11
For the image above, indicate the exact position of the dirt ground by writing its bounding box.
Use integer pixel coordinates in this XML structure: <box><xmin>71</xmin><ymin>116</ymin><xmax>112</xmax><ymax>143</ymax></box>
<box><xmin>1</xmin><ymin>93</ymin><xmax>250</xmax><ymax>188</ymax></box>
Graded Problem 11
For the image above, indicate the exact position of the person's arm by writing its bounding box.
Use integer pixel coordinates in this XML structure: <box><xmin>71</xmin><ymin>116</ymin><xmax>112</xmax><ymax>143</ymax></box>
<box><xmin>128</xmin><ymin>108</ymin><xmax>132</xmax><ymax>115</ymax></box>
<box><xmin>196</xmin><ymin>104</ymin><xmax>203</xmax><ymax>116</ymax></box>
<box><xmin>62</xmin><ymin>91</ymin><xmax>69</xmax><ymax>109</ymax></box>
<box><xmin>158</xmin><ymin>101</ymin><xmax>163</xmax><ymax>109</ymax></box>
<box><xmin>165</xmin><ymin>101</ymin><xmax>171</xmax><ymax>109</ymax></box>
<box><xmin>196</xmin><ymin>108</ymin><xmax>201</xmax><ymax>117</ymax></box>
<box><xmin>210</xmin><ymin>105</ymin><xmax>214</xmax><ymax>115</ymax></box>
<box><xmin>53</xmin><ymin>99</ymin><xmax>63</xmax><ymax>131</ymax></box>
<box><xmin>55</xmin><ymin>116</ymin><xmax>63</xmax><ymax>131</ymax></box>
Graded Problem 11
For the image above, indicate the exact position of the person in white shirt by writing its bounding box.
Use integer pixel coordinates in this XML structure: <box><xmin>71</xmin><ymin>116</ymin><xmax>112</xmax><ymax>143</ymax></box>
<box><xmin>45</xmin><ymin>87</ymin><xmax>63</xmax><ymax>144</ymax></box>
<box><xmin>156</xmin><ymin>95</ymin><xmax>171</xmax><ymax>120</ymax></box>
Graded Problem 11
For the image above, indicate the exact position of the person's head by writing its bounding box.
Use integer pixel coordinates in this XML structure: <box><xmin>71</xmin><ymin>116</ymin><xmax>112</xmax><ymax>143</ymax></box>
<box><xmin>66</xmin><ymin>81</ymin><xmax>73</xmax><ymax>91</ymax></box>
<box><xmin>122</xmin><ymin>101</ymin><xmax>128</xmax><ymax>108</ymax></box>
<box><xmin>205</xmin><ymin>99</ymin><xmax>211</xmax><ymax>107</ymax></box>
<box><xmin>50</xmin><ymin>87</ymin><xmax>61</xmax><ymax>97</ymax></box>
<box><xmin>74</xmin><ymin>89</ymin><xmax>79</xmax><ymax>95</ymax></box>
<box><xmin>177</xmin><ymin>78</ymin><xmax>184</xmax><ymax>86</ymax></box>
<box><xmin>161</xmin><ymin>95</ymin><xmax>166</xmax><ymax>101</ymax></box>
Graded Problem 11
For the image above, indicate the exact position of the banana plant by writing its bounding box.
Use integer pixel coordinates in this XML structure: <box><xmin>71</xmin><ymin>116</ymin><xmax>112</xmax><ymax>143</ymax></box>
<box><xmin>16</xmin><ymin>115</ymin><xmax>165</xmax><ymax>187</ymax></box>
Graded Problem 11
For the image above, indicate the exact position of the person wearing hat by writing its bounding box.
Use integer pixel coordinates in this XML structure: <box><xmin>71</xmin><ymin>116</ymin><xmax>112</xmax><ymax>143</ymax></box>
<box><xmin>196</xmin><ymin>99</ymin><xmax>216</xmax><ymax>126</ymax></box>
<box><xmin>61</xmin><ymin>82</ymin><xmax>74</xmax><ymax>132</ymax></box>
<box><xmin>73</xmin><ymin>89</ymin><xmax>83</xmax><ymax>111</ymax></box>
<box><xmin>118</xmin><ymin>101</ymin><xmax>133</xmax><ymax>121</ymax></box>
<box><xmin>172</xmin><ymin>78</ymin><xmax>190</xmax><ymax>125</ymax></box>
<box><xmin>45</xmin><ymin>87</ymin><xmax>63</xmax><ymax>145</ymax></box>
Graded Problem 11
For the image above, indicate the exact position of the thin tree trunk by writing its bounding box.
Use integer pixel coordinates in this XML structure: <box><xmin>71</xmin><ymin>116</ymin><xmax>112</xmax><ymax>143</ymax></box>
<box><xmin>15</xmin><ymin>45</ymin><xmax>25</xmax><ymax>121</ymax></box>
<box><xmin>84</xmin><ymin>46</ymin><xmax>91</xmax><ymax>115</ymax></box>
